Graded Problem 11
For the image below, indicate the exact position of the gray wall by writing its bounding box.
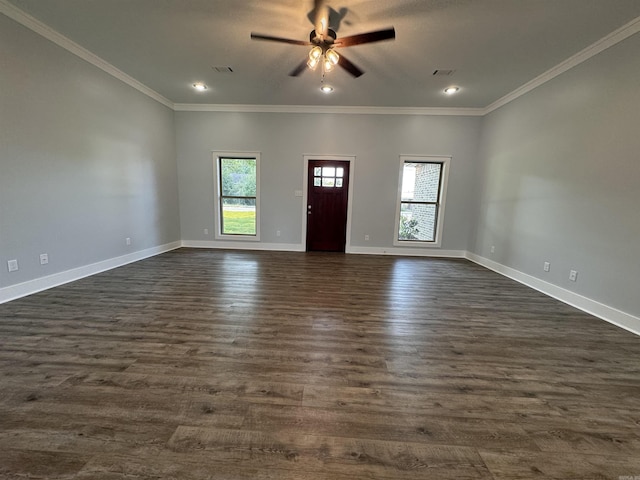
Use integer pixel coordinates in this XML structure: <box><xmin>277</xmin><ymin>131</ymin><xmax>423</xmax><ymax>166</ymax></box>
<box><xmin>175</xmin><ymin>112</ymin><xmax>481</xmax><ymax>251</ymax></box>
<box><xmin>472</xmin><ymin>33</ymin><xmax>640</xmax><ymax>317</ymax></box>
<box><xmin>0</xmin><ymin>15</ymin><xmax>180</xmax><ymax>289</ymax></box>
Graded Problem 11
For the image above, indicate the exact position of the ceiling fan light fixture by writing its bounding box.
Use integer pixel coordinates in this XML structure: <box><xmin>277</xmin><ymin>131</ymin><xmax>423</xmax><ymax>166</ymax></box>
<box><xmin>307</xmin><ymin>56</ymin><xmax>320</xmax><ymax>70</ymax></box>
<box><xmin>444</xmin><ymin>86</ymin><xmax>460</xmax><ymax>95</ymax></box>
<box><xmin>308</xmin><ymin>46</ymin><xmax>323</xmax><ymax>70</ymax></box>
<box><xmin>320</xmin><ymin>85</ymin><xmax>334</xmax><ymax>93</ymax></box>
<box><xmin>193</xmin><ymin>82</ymin><xmax>208</xmax><ymax>92</ymax></box>
<box><xmin>309</xmin><ymin>46</ymin><xmax>322</xmax><ymax>61</ymax></box>
<box><xmin>325</xmin><ymin>48</ymin><xmax>339</xmax><ymax>66</ymax></box>
<box><xmin>323</xmin><ymin>58</ymin><xmax>335</xmax><ymax>72</ymax></box>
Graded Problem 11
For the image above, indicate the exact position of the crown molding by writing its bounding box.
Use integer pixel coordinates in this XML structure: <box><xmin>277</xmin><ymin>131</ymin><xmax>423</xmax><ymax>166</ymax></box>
<box><xmin>0</xmin><ymin>0</ymin><xmax>173</xmax><ymax>109</ymax></box>
<box><xmin>2</xmin><ymin>0</ymin><xmax>638</xmax><ymax>117</ymax></box>
<box><xmin>484</xmin><ymin>15</ymin><xmax>640</xmax><ymax>115</ymax></box>
<box><xmin>173</xmin><ymin>103</ymin><xmax>485</xmax><ymax>116</ymax></box>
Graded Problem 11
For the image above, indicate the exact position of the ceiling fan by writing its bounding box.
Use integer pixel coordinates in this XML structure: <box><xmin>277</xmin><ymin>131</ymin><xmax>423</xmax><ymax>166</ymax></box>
<box><xmin>250</xmin><ymin>0</ymin><xmax>395</xmax><ymax>78</ymax></box>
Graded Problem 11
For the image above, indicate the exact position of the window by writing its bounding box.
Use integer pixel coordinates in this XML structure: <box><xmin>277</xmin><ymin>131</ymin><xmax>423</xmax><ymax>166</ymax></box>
<box><xmin>313</xmin><ymin>166</ymin><xmax>345</xmax><ymax>188</ymax></box>
<box><xmin>215</xmin><ymin>153</ymin><xmax>260</xmax><ymax>240</ymax></box>
<box><xmin>394</xmin><ymin>156</ymin><xmax>450</xmax><ymax>247</ymax></box>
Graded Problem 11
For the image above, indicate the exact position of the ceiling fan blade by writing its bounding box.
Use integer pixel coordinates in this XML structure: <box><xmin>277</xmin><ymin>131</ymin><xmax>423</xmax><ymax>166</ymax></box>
<box><xmin>337</xmin><ymin>54</ymin><xmax>364</xmax><ymax>78</ymax></box>
<box><xmin>250</xmin><ymin>33</ymin><xmax>311</xmax><ymax>46</ymax></box>
<box><xmin>335</xmin><ymin>27</ymin><xmax>396</xmax><ymax>47</ymax></box>
<box><xmin>289</xmin><ymin>59</ymin><xmax>309</xmax><ymax>77</ymax></box>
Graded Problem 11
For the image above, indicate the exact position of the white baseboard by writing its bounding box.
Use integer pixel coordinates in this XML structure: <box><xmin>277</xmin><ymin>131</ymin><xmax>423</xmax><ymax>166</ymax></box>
<box><xmin>466</xmin><ymin>252</ymin><xmax>640</xmax><ymax>336</ymax></box>
<box><xmin>185</xmin><ymin>242</ymin><xmax>469</xmax><ymax>258</ymax></box>
<box><xmin>347</xmin><ymin>245</ymin><xmax>466</xmax><ymax>258</ymax></box>
<box><xmin>0</xmin><ymin>241</ymin><xmax>182</xmax><ymax>304</ymax></box>
<box><xmin>181</xmin><ymin>240</ymin><xmax>305</xmax><ymax>252</ymax></box>
<box><xmin>183</xmin><ymin>242</ymin><xmax>466</xmax><ymax>258</ymax></box>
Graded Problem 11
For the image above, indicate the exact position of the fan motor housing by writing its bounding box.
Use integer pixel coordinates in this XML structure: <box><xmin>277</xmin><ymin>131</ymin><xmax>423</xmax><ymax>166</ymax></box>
<box><xmin>310</xmin><ymin>29</ymin><xmax>337</xmax><ymax>45</ymax></box>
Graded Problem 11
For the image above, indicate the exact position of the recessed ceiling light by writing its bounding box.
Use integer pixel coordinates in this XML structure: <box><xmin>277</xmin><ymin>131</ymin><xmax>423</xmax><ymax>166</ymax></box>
<box><xmin>320</xmin><ymin>85</ymin><xmax>334</xmax><ymax>93</ymax></box>
<box><xmin>193</xmin><ymin>82</ymin><xmax>208</xmax><ymax>92</ymax></box>
<box><xmin>444</xmin><ymin>86</ymin><xmax>460</xmax><ymax>95</ymax></box>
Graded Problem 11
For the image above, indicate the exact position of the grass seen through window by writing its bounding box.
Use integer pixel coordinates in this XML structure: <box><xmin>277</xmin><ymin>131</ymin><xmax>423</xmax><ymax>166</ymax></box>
<box><xmin>222</xmin><ymin>208</ymin><xmax>256</xmax><ymax>235</ymax></box>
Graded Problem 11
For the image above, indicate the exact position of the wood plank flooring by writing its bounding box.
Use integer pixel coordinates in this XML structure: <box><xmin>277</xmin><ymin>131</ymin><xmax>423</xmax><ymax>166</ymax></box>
<box><xmin>1</xmin><ymin>248</ymin><xmax>639</xmax><ymax>479</ymax></box>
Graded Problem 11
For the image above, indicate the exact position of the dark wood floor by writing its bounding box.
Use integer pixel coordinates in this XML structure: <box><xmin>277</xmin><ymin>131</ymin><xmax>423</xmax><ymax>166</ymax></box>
<box><xmin>1</xmin><ymin>248</ymin><xmax>639</xmax><ymax>479</ymax></box>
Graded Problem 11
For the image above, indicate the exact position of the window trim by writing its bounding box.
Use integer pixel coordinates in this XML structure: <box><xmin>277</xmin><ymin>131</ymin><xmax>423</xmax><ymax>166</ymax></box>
<box><xmin>213</xmin><ymin>151</ymin><xmax>261</xmax><ymax>241</ymax></box>
<box><xmin>393</xmin><ymin>155</ymin><xmax>450</xmax><ymax>248</ymax></box>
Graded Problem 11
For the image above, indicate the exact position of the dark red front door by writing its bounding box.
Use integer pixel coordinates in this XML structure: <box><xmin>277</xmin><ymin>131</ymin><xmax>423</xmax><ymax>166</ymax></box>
<box><xmin>306</xmin><ymin>160</ymin><xmax>350</xmax><ymax>252</ymax></box>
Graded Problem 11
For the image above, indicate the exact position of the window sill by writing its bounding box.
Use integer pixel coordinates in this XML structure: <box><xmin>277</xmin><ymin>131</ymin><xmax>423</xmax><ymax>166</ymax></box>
<box><xmin>215</xmin><ymin>234</ymin><xmax>261</xmax><ymax>242</ymax></box>
<box><xmin>393</xmin><ymin>240</ymin><xmax>442</xmax><ymax>248</ymax></box>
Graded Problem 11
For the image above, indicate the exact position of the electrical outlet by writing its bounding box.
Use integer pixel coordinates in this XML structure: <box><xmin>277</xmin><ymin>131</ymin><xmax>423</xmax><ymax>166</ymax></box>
<box><xmin>276</xmin><ymin>230</ymin><xmax>281</xmax><ymax>237</ymax></box>
<box><xmin>40</xmin><ymin>253</ymin><xmax>49</xmax><ymax>265</ymax></box>
<box><xmin>7</xmin><ymin>259</ymin><xmax>18</xmax><ymax>272</ymax></box>
<box><xmin>543</xmin><ymin>262</ymin><xmax>550</xmax><ymax>272</ymax></box>
<box><xmin>125</xmin><ymin>237</ymin><xmax>131</xmax><ymax>246</ymax></box>
<box><xmin>569</xmin><ymin>270</ymin><xmax>578</xmax><ymax>282</ymax></box>
<box><xmin>204</xmin><ymin>228</ymin><xmax>209</xmax><ymax>235</ymax></box>
<box><xmin>365</xmin><ymin>234</ymin><xmax>370</xmax><ymax>241</ymax></box>
<box><xmin>490</xmin><ymin>245</ymin><xmax>495</xmax><ymax>253</ymax></box>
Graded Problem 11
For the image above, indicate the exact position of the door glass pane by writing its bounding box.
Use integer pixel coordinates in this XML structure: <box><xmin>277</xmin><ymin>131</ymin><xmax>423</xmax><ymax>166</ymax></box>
<box><xmin>322</xmin><ymin>177</ymin><xmax>335</xmax><ymax>187</ymax></box>
<box><xmin>399</xmin><ymin>203</ymin><xmax>436</xmax><ymax>242</ymax></box>
<box><xmin>322</xmin><ymin>167</ymin><xmax>335</xmax><ymax>177</ymax></box>
<box><xmin>401</xmin><ymin>162</ymin><xmax>441</xmax><ymax>202</ymax></box>
<box><xmin>222</xmin><ymin>198</ymin><xmax>256</xmax><ymax>235</ymax></box>
<box><xmin>314</xmin><ymin>167</ymin><xmax>322</xmax><ymax>176</ymax></box>
<box><xmin>314</xmin><ymin>177</ymin><xmax>321</xmax><ymax>187</ymax></box>
<box><xmin>336</xmin><ymin>178</ymin><xmax>343</xmax><ymax>188</ymax></box>
<box><xmin>336</xmin><ymin>167</ymin><xmax>344</xmax><ymax>178</ymax></box>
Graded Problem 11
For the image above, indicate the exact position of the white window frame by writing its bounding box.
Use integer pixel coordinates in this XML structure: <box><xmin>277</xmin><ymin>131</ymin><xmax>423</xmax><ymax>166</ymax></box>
<box><xmin>213</xmin><ymin>151</ymin><xmax>261</xmax><ymax>241</ymax></box>
<box><xmin>393</xmin><ymin>155</ymin><xmax>450</xmax><ymax>248</ymax></box>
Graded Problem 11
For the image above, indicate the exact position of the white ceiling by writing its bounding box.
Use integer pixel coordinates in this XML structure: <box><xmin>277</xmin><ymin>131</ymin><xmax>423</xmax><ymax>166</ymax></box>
<box><xmin>5</xmin><ymin>0</ymin><xmax>640</xmax><ymax>108</ymax></box>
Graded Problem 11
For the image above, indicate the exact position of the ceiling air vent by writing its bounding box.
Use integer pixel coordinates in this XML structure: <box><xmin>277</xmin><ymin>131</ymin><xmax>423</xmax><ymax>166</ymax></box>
<box><xmin>433</xmin><ymin>69</ymin><xmax>455</xmax><ymax>76</ymax></box>
<box><xmin>212</xmin><ymin>66</ymin><xmax>234</xmax><ymax>73</ymax></box>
